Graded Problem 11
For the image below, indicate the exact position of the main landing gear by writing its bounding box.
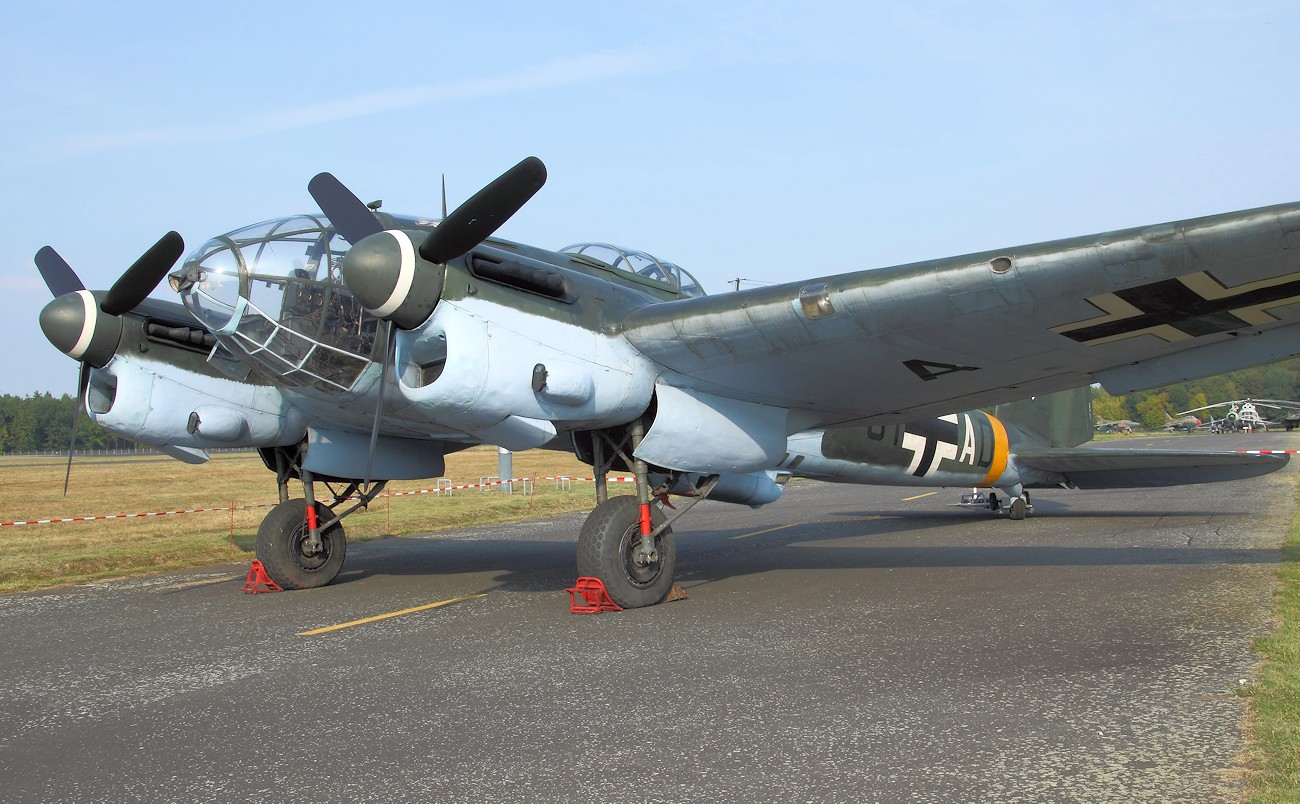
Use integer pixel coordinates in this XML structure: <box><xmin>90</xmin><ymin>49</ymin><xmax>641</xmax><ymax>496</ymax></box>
<box><xmin>253</xmin><ymin>445</ymin><xmax>388</xmax><ymax>589</ymax></box>
<box><xmin>574</xmin><ymin>418</ymin><xmax>720</xmax><ymax>608</ymax></box>
<box><xmin>957</xmin><ymin>488</ymin><xmax>1033</xmax><ymax>520</ymax></box>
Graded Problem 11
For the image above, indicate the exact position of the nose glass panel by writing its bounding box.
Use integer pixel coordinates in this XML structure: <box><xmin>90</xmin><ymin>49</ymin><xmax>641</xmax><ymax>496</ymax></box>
<box><xmin>179</xmin><ymin>215</ymin><xmax>381</xmax><ymax>393</ymax></box>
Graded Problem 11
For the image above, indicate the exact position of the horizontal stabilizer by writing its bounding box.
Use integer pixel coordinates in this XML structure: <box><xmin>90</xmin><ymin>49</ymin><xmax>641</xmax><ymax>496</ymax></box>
<box><xmin>1013</xmin><ymin>449</ymin><xmax>1287</xmax><ymax>489</ymax></box>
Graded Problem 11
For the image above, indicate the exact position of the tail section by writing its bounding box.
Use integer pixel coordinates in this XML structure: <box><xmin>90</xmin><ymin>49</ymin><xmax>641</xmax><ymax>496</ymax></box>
<box><xmin>994</xmin><ymin>387</ymin><xmax>1093</xmax><ymax>448</ymax></box>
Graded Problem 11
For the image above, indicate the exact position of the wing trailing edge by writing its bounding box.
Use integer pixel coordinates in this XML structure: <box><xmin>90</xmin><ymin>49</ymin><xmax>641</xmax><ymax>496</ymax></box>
<box><xmin>1012</xmin><ymin>449</ymin><xmax>1288</xmax><ymax>489</ymax></box>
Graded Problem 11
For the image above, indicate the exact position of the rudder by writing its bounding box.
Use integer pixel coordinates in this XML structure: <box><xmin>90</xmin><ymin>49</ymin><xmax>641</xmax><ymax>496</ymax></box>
<box><xmin>994</xmin><ymin>387</ymin><xmax>1094</xmax><ymax>448</ymax></box>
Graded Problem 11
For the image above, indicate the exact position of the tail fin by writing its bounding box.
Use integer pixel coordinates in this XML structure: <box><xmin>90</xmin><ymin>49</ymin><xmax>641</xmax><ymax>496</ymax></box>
<box><xmin>995</xmin><ymin>387</ymin><xmax>1093</xmax><ymax>448</ymax></box>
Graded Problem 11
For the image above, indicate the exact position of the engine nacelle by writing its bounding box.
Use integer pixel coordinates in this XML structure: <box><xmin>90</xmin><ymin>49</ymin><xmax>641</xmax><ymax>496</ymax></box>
<box><xmin>636</xmin><ymin>382</ymin><xmax>788</xmax><ymax>474</ymax></box>
<box><xmin>391</xmin><ymin>296</ymin><xmax>657</xmax><ymax>451</ymax></box>
<box><xmin>87</xmin><ymin>353</ymin><xmax>307</xmax><ymax>452</ymax></box>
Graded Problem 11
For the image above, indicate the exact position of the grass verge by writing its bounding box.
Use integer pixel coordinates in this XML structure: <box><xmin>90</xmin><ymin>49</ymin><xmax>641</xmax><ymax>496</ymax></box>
<box><xmin>1242</xmin><ymin>485</ymin><xmax>1300</xmax><ymax>802</ymax></box>
<box><xmin>0</xmin><ymin>447</ymin><xmax>603</xmax><ymax>592</ymax></box>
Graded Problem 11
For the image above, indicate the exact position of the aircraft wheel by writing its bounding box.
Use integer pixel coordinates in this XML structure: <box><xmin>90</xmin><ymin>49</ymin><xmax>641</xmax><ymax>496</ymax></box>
<box><xmin>987</xmin><ymin>492</ymin><xmax>1000</xmax><ymax>512</ymax></box>
<box><xmin>576</xmin><ymin>495</ymin><xmax>676</xmax><ymax>609</ymax></box>
<box><xmin>256</xmin><ymin>499</ymin><xmax>347</xmax><ymax>589</ymax></box>
<box><xmin>1008</xmin><ymin>496</ymin><xmax>1027</xmax><ymax>521</ymax></box>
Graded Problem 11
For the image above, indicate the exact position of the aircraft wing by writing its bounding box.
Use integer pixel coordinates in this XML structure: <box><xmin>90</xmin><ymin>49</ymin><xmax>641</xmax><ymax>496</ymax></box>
<box><xmin>1011</xmin><ymin>448</ymin><xmax>1288</xmax><ymax>489</ymax></box>
<box><xmin>623</xmin><ymin>202</ymin><xmax>1300</xmax><ymax>428</ymax></box>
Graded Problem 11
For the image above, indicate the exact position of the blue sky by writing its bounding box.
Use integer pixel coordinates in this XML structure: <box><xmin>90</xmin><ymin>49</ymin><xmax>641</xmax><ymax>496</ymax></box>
<box><xmin>3</xmin><ymin>1</ymin><xmax>1299</xmax><ymax>395</ymax></box>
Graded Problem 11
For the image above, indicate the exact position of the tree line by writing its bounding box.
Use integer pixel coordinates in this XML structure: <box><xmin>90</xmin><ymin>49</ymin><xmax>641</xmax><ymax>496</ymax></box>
<box><xmin>1090</xmin><ymin>357</ymin><xmax>1300</xmax><ymax>429</ymax></box>
<box><xmin>0</xmin><ymin>393</ymin><xmax>141</xmax><ymax>454</ymax></box>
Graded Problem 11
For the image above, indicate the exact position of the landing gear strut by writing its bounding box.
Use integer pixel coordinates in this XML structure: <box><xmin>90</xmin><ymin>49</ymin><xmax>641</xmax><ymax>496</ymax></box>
<box><xmin>574</xmin><ymin>418</ymin><xmax>716</xmax><ymax>608</ymax></box>
<box><xmin>253</xmin><ymin>445</ymin><xmax>388</xmax><ymax>590</ymax></box>
<box><xmin>958</xmin><ymin>487</ymin><xmax>1032</xmax><ymax>519</ymax></box>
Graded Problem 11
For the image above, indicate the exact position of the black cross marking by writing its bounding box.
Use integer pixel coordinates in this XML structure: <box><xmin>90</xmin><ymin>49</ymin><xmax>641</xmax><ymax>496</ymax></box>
<box><xmin>1060</xmin><ymin>273</ymin><xmax>1300</xmax><ymax>344</ymax></box>
<box><xmin>906</xmin><ymin>417</ymin><xmax>960</xmax><ymax>477</ymax></box>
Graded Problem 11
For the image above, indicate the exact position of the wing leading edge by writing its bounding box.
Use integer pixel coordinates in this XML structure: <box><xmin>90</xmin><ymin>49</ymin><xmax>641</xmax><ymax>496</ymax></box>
<box><xmin>623</xmin><ymin>202</ymin><xmax>1300</xmax><ymax>428</ymax></box>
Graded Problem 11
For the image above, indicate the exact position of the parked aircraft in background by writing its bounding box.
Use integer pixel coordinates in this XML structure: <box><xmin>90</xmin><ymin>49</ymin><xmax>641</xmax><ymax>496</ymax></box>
<box><xmin>35</xmin><ymin>156</ymin><xmax>1300</xmax><ymax>607</ymax></box>
<box><xmin>1094</xmin><ymin>415</ymin><xmax>1141</xmax><ymax>433</ymax></box>
<box><xmin>1163</xmin><ymin>411</ymin><xmax>1204</xmax><ymax>432</ymax></box>
<box><xmin>1179</xmin><ymin>398</ymin><xmax>1300</xmax><ymax>432</ymax></box>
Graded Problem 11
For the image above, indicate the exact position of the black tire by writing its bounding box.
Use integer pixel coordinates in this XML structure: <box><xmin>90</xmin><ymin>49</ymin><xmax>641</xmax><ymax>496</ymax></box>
<box><xmin>256</xmin><ymin>499</ymin><xmax>346</xmax><ymax>590</ymax></box>
<box><xmin>1008</xmin><ymin>496</ymin><xmax>1027</xmax><ymax>521</ymax></box>
<box><xmin>576</xmin><ymin>495</ymin><xmax>676</xmax><ymax>609</ymax></box>
<box><xmin>987</xmin><ymin>492</ymin><xmax>1000</xmax><ymax>512</ymax></box>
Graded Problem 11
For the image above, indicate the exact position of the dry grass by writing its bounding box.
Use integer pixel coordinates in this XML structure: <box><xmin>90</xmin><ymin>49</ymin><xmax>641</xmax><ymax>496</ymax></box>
<box><xmin>0</xmin><ymin>447</ymin><xmax>608</xmax><ymax>592</ymax></box>
<box><xmin>1240</xmin><ymin>480</ymin><xmax>1300</xmax><ymax>802</ymax></box>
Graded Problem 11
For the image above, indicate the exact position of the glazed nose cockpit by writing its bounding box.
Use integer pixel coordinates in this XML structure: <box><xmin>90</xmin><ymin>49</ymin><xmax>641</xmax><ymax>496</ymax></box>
<box><xmin>171</xmin><ymin>214</ymin><xmax>381</xmax><ymax>393</ymax></box>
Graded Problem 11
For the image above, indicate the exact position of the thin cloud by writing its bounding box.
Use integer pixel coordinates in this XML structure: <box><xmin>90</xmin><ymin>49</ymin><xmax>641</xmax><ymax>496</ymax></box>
<box><xmin>30</xmin><ymin>50</ymin><xmax>676</xmax><ymax>162</ymax></box>
<box><xmin>0</xmin><ymin>275</ymin><xmax>45</xmax><ymax>292</ymax></box>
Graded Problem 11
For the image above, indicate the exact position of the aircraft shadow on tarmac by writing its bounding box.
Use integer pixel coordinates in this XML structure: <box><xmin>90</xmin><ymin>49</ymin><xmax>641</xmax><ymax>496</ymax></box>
<box><xmin>328</xmin><ymin>502</ymin><xmax>1281</xmax><ymax>597</ymax></box>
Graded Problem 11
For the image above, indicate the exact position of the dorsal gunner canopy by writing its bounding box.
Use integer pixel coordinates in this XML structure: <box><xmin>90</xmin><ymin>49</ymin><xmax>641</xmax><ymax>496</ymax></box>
<box><xmin>559</xmin><ymin>242</ymin><xmax>705</xmax><ymax>299</ymax></box>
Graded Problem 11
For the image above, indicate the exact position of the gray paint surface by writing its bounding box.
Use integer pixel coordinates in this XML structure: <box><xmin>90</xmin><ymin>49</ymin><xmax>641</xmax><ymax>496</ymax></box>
<box><xmin>0</xmin><ymin>432</ymin><xmax>1291</xmax><ymax>802</ymax></box>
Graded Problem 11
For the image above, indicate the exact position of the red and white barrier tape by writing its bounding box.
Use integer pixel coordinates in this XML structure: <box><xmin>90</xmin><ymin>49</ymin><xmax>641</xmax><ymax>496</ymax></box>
<box><xmin>1</xmin><ymin>475</ymin><xmax>634</xmax><ymax>527</ymax></box>
<box><xmin>1234</xmin><ymin>449</ymin><xmax>1300</xmax><ymax>455</ymax></box>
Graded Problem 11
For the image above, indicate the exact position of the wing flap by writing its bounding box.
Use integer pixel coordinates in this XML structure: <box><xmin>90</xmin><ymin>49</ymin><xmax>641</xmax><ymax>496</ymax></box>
<box><xmin>1012</xmin><ymin>449</ymin><xmax>1288</xmax><ymax>489</ymax></box>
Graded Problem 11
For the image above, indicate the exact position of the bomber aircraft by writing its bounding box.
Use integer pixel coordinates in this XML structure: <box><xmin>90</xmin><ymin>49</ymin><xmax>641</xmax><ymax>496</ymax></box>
<box><xmin>35</xmin><ymin>157</ymin><xmax>1300</xmax><ymax>608</ymax></box>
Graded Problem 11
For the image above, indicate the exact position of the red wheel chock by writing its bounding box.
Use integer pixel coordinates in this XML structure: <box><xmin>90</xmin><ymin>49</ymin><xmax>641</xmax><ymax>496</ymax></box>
<box><xmin>566</xmin><ymin>577</ymin><xmax>622</xmax><ymax>613</ymax></box>
<box><xmin>242</xmin><ymin>560</ymin><xmax>283</xmax><ymax>594</ymax></box>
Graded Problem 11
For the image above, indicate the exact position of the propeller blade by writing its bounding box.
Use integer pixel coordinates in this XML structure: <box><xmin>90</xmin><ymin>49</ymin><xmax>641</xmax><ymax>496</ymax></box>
<box><xmin>308</xmin><ymin>172</ymin><xmax>385</xmax><ymax>245</ymax></box>
<box><xmin>362</xmin><ymin>321</ymin><xmax>396</xmax><ymax>492</ymax></box>
<box><xmin>63</xmin><ymin>365</ymin><xmax>89</xmax><ymax>495</ymax></box>
<box><xmin>419</xmin><ymin>156</ymin><xmax>546</xmax><ymax>264</ymax></box>
<box><xmin>35</xmin><ymin>246</ymin><xmax>85</xmax><ymax>297</ymax></box>
<box><xmin>101</xmin><ymin>231</ymin><xmax>186</xmax><ymax>316</ymax></box>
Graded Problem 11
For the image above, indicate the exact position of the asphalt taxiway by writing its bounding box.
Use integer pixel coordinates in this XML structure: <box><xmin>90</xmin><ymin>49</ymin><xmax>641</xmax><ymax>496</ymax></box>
<box><xmin>0</xmin><ymin>432</ymin><xmax>1294</xmax><ymax>801</ymax></box>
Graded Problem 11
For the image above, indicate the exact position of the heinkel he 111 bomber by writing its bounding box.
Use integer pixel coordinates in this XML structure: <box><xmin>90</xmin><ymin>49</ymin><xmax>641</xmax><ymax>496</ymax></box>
<box><xmin>36</xmin><ymin>157</ymin><xmax>1298</xmax><ymax>606</ymax></box>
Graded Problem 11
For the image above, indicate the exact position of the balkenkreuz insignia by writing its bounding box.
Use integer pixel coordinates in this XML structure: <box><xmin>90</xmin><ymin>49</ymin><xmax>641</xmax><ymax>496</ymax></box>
<box><xmin>1054</xmin><ymin>270</ymin><xmax>1300</xmax><ymax>345</ymax></box>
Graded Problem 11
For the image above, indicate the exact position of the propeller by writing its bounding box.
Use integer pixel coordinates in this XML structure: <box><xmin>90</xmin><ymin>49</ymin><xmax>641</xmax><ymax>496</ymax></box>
<box><xmin>308</xmin><ymin>173</ymin><xmax>384</xmax><ymax>245</ymax></box>
<box><xmin>38</xmin><ymin>232</ymin><xmax>186</xmax><ymax>366</ymax></box>
<box><xmin>101</xmin><ymin>231</ymin><xmax>186</xmax><ymax>316</ymax></box>
<box><xmin>361</xmin><ymin>321</ymin><xmax>396</xmax><ymax>492</ymax></box>
<box><xmin>36</xmin><ymin>234</ymin><xmax>185</xmax><ymax>490</ymax></box>
<box><xmin>63</xmin><ymin>365</ymin><xmax>90</xmax><ymax>495</ymax></box>
<box><xmin>419</xmin><ymin>156</ymin><xmax>546</xmax><ymax>264</ymax></box>
<box><xmin>310</xmin><ymin>156</ymin><xmax>546</xmax><ymax>264</ymax></box>
<box><xmin>35</xmin><ymin>246</ymin><xmax>85</xmax><ymax>297</ymax></box>
<box><xmin>306</xmin><ymin>158</ymin><xmax>548</xmax><ymax>486</ymax></box>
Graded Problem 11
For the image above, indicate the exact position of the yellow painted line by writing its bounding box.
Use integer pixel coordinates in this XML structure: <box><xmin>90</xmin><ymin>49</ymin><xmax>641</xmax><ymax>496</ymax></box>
<box><xmin>156</xmin><ymin>576</ymin><xmax>238</xmax><ymax>591</ymax></box>
<box><xmin>298</xmin><ymin>593</ymin><xmax>487</xmax><ymax>636</ymax></box>
<box><xmin>730</xmin><ymin>524</ymin><xmax>796</xmax><ymax>540</ymax></box>
<box><xmin>901</xmin><ymin>491</ymin><xmax>939</xmax><ymax>501</ymax></box>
